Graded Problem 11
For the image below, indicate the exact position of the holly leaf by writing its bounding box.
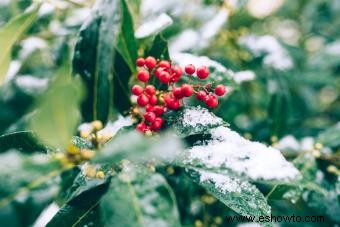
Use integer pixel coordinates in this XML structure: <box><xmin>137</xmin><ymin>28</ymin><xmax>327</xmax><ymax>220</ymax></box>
<box><xmin>0</xmin><ymin>131</ymin><xmax>47</xmax><ymax>153</ymax></box>
<box><xmin>30</xmin><ymin>63</ymin><xmax>84</xmax><ymax>149</ymax></box>
<box><xmin>0</xmin><ymin>4</ymin><xmax>40</xmax><ymax>84</ymax></box>
<box><xmin>187</xmin><ymin>167</ymin><xmax>272</xmax><ymax>227</ymax></box>
<box><xmin>163</xmin><ymin>106</ymin><xmax>227</xmax><ymax>137</ymax></box>
<box><xmin>100</xmin><ymin>164</ymin><xmax>180</xmax><ymax>227</ymax></box>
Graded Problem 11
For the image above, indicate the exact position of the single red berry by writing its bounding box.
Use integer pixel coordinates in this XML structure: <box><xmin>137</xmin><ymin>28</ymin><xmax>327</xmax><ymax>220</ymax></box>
<box><xmin>155</xmin><ymin>67</ymin><xmax>164</xmax><ymax>78</ymax></box>
<box><xmin>131</xmin><ymin>85</ymin><xmax>143</xmax><ymax>96</ymax></box>
<box><xmin>137</xmin><ymin>70</ymin><xmax>150</xmax><ymax>82</ymax></box>
<box><xmin>185</xmin><ymin>64</ymin><xmax>196</xmax><ymax>74</ymax></box>
<box><xmin>172</xmin><ymin>65</ymin><xmax>183</xmax><ymax>78</ymax></box>
<box><xmin>181</xmin><ymin>84</ymin><xmax>194</xmax><ymax>97</ymax></box>
<box><xmin>145</xmin><ymin>105</ymin><xmax>154</xmax><ymax>112</ymax></box>
<box><xmin>159</xmin><ymin>71</ymin><xmax>171</xmax><ymax>84</ymax></box>
<box><xmin>148</xmin><ymin>95</ymin><xmax>158</xmax><ymax>105</ymax></box>
<box><xmin>153</xmin><ymin>105</ymin><xmax>165</xmax><ymax>116</ymax></box>
<box><xmin>171</xmin><ymin>74</ymin><xmax>181</xmax><ymax>83</ymax></box>
<box><xmin>137</xmin><ymin>94</ymin><xmax>149</xmax><ymax>106</ymax></box>
<box><xmin>173</xmin><ymin>87</ymin><xmax>184</xmax><ymax>99</ymax></box>
<box><xmin>145</xmin><ymin>85</ymin><xmax>156</xmax><ymax>95</ymax></box>
<box><xmin>151</xmin><ymin>117</ymin><xmax>164</xmax><ymax>130</ymax></box>
<box><xmin>136</xmin><ymin>122</ymin><xmax>147</xmax><ymax>132</ymax></box>
<box><xmin>145</xmin><ymin>56</ymin><xmax>157</xmax><ymax>69</ymax></box>
<box><xmin>144</xmin><ymin>111</ymin><xmax>156</xmax><ymax>123</ymax></box>
<box><xmin>136</xmin><ymin>58</ymin><xmax>145</xmax><ymax>67</ymax></box>
<box><xmin>205</xmin><ymin>95</ymin><xmax>218</xmax><ymax>108</ymax></box>
<box><xmin>196</xmin><ymin>66</ymin><xmax>209</xmax><ymax>79</ymax></box>
<box><xmin>196</xmin><ymin>90</ymin><xmax>207</xmax><ymax>101</ymax></box>
<box><xmin>167</xmin><ymin>98</ymin><xmax>181</xmax><ymax>110</ymax></box>
<box><xmin>214</xmin><ymin>84</ymin><xmax>226</xmax><ymax>96</ymax></box>
<box><xmin>158</xmin><ymin>60</ymin><xmax>171</xmax><ymax>69</ymax></box>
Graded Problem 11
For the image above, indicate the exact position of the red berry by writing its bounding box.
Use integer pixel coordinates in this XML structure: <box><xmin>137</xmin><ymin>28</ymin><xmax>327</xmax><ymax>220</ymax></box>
<box><xmin>137</xmin><ymin>94</ymin><xmax>149</xmax><ymax>106</ymax></box>
<box><xmin>151</xmin><ymin>117</ymin><xmax>164</xmax><ymax>130</ymax></box>
<box><xmin>145</xmin><ymin>105</ymin><xmax>154</xmax><ymax>112</ymax></box>
<box><xmin>185</xmin><ymin>64</ymin><xmax>196</xmax><ymax>74</ymax></box>
<box><xmin>145</xmin><ymin>56</ymin><xmax>157</xmax><ymax>69</ymax></box>
<box><xmin>131</xmin><ymin>85</ymin><xmax>143</xmax><ymax>96</ymax></box>
<box><xmin>214</xmin><ymin>84</ymin><xmax>226</xmax><ymax>96</ymax></box>
<box><xmin>155</xmin><ymin>67</ymin><xmax>164</xmax><ymax>78</ymax></box>
<box><xmin>144</xmin><ymin>111</ymin><xmax>156</xmax><ymax>123</ymax></box>
<box><xmin>136</xmin><ymin>58</ymin><xmax>145</xmax><ymax>67</ymax></box>
<box><xmin>153</xmin><ymin>105</ymin><xmax>165</xmax><ymax>116</ymax></box>
<box><xmin>158</xmin><ymin>60</ymin><xmax>171</xmax><ymax>69</ymax></box>
<box><xmin>205</xmin><ymin>95</ymin><xmax>218</xmax><ymax>108</ymax></box>
<box><xmin>196</xmin><ymin>66</ymin><xmax>209</xmax><ymax>79</ymax></box>
<box><xmin>137</xmin><ymin>70</ymin><xmax>150</xmax><ymax>82</ymax></box>
<box><xmin>181</xmin><ymin>84</ymin><xmax>194</xmax><ymax>97</ymax></box>
<box><xmin>159</xmin><ymin>71</ymin><xmax>171</xmax><ymax>84</ymax></box>
<box><xmin>167</xmin><ymin>98</ymin><xmax>181</xmax><ymax>110</ymax></box>
<box><xmin>196</xmin><ymin>90</ymin><xmax>207</xmax><ymax>101</ymax></box>
<box><xmin>136</xmin><ymin>122</ymin><xmax>147</xmax><ymax>132</ymax></box>
<box><xmin>145</xmin><ymin>85</ymin><xmax>156</xmax><ymax>95</ymax></box>
<box><xmin>173</xmin><ymin>87</ymin><xmax>184</xmax><ymax>99</ymax></box>
<box><xmin>148</xmin><ymin>95</ymin><xmax>158</xmax><ymax>105</ymax></box>
<box><xmin>172</xmin><ymin>65</ymin><xmax>183</xmax><ymax>78</ymax></box>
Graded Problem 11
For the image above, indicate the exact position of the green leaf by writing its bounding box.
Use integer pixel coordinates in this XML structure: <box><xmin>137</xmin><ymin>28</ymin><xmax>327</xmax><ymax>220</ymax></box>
<box><xmin>116</xmin><ymin>0</ymin><xmax>137</xmax><ymax>72</ymax></box>
<box><xmin>163</xmin><ymin>106</ymin><xmax>227</xmax><ymax>137</ymax></box>
<box><xmin>47</xmin><ymin>168</ymin><xmax>111</xmax><ymax>227</ymax></box>
<box><xmin>71</xmin><ymin>136</ymin><xmax>94</xmax><ymax>150</ymax></box>
<box><xmin>92</xmin><ymin>130</ymin><xmax>183</xmax><ymax>164</ymax></box>
<box><xmin>73</xmin><ymin>0</ymin><xmax>123</xmax><ymax>123</ymax></box>
<box><xmin>100</xmin><ymin>164</ymin><xmax>180</xmax><ymax>227</ymax></box>
<box><xmin>187</xmin><ymin>168</ymin><xmax>272</xmax><ymax>227</ymax></box>
<box><xmin>0</xmin><ymin>131</ymin><xmax>47</xmax><ymax>153</ymax></box>
<box><xmin>0</xmin><ymin>5</ymin><xmax>39</xmax><ymax>84</ymax></box>
<box><xmin>30</xmin><ymin>64</ymin><xmax>84</xmax><ymax>149</ymax></box>
<box><xmin>147</xmin><ymin>34</ymin><xmax>170</xmax><ymax>60</ymax></box>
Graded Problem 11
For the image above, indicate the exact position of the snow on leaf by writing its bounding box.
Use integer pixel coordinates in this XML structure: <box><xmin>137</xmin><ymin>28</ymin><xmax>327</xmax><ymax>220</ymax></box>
<box><xmin>188</xmin><ymin>168</ymin><xmax>272</xmax><ymax>227</ymax></box>
<box><xmin>239</xmin><ymin>35</ymin><xmax>293</xmax><ymax>70</ymax></box>
<box><xmin>135</xmin><ymin>13</ymin><xmax>173</xmax><ymax>39</ymax></box>
<box><xmin>165</xmin><ymin>106</ymin><xmax>226</xmax><ymax>137</ymax></box>
<box><xmin>185</xmin><ymin>126</ymin><xmax>300</xmax><ymax>181</ymax></box>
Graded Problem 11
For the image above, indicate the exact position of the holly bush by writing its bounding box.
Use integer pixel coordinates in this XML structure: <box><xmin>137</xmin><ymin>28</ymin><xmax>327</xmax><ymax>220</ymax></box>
<box><xmin>0</xmin><ymin>0</ymin><xmax>339</xmax><ymax>227</ymax></box>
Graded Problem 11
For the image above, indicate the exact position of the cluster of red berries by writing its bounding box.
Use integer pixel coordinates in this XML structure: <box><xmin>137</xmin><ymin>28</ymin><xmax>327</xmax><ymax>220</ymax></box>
<box><xmin>131</xmin><ymin>56</ymin><xmax>227</xmax><ymax>133</ymax></box>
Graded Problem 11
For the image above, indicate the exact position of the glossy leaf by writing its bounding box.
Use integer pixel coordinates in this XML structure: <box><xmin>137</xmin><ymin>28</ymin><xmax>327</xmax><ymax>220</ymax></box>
<box><xmin>0</xmin><ymin>5</ymin><xmax>39</xmax><ymax>84</ymax></box>
<box><xmin>73</xmin><ymin>0</ymin><xmax>123</xmax><ymax>123</ymax></box>
<box><xmin>30</xmin><ymin>63</ymin><xmax>84</xmax><ymax>149</ymax></box>
<box><xmin>100</xmin><ymin>164</ymin><xmax>180</xmax><ymax>227</ymax></box>
<box><xmin>187</xmin><ymin>168</ymin><xmax>272</xmax><ymax>227</ymax></box>
<box><xmin>0</xmin><ymin>130</ymin><xmax>46</xmax><ymax>153</ymax></box>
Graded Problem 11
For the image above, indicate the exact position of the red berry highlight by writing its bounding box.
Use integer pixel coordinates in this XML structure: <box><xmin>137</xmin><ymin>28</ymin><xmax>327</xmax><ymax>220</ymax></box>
<box><xmin>181</xmin><ymin>84</ymin><xmax>194</xmax><ymax>97</ymax></box>
<box><xmin>136</xmin><ymin>58</ymin><xmax>145</xmax><ymax>67</ymax></box>
<box><xmin>144</xmin><ymin>112</ymin><xmax>156</xmax><ymax>123</ymax></box>
<box><xmin>145</xmin><ymin>85</ymin><xmax>156</xmax><ymax>95</ymax></box>
<box><xmin>196</xmin><ymin>90</ymin><xmax>207</xmax><ymax>101</ymax></box>
<box><xmin>158</xmin><ymin>60</ymin><xmax>171</xmax><ymax>69</ymax></box>
<box><xmin>185</xmin><ymin>64</ymin><xmax>196</xmax><ymax>74</ymax></box>
<box><xmin>131</xmin><ymin>85</ymin><xmax>143</xmax><ymax>96</ymax></box>
<box><xmin>173</xmin><ymin>87</ymin><xmax>184</xmax><ymax>99</ymax></box>
<box><xmin>137</xmin><ymin>94</ymin><xmax>149</xmax><ymax>106</ymax></box>
<box><xmin>205</xmin><ymin>95</ymin><xmax>218</xmax><ymax>108</ymax></box>
<box><xmin>214</xmin><ymin>84</ymin><xmax>226</xmax><ymax>96</ymax></box>
<box><xmin>159</xmin><ymin>71</ymin><xmax>171</xmax><ymax>84</ymax></box>
<box><xmin>145</xmin><ymin>56</ymin><xmax>157</xmax><ymax>69</ymax></box>
<box><xmin>148</xmin><ymin>95</ymin><xmax>158</xmax><ymax>105</ymax></box>
<box><xmin>136</xmin><ymin>122</ymin><xmax>147</xmax><ymax>132</ymax></box>
<box><xmin>137</xmin><ymin>70</ymin><xmax>150</xmax><ymax>82</ymax></box>
<box><xmin>196</xmin><ymin>66</ymin><xmax>209</xmax><ymax>79</ymax></box>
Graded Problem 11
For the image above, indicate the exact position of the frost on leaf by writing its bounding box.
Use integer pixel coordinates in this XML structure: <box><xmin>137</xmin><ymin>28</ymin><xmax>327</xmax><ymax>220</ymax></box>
<box><xmin>185</xmin><ymin>126</ymin><xmax>300</xmax><ymax>181</ymax></box>
<box><xmin>165</xmin><ymin>106</ymin><xmax>226</xmax><ymax>137</ymax></box>
<box><xmin>188</xmin><ymin>168</ymin><xmax>272</xmax><ymax>225</ymax></box>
